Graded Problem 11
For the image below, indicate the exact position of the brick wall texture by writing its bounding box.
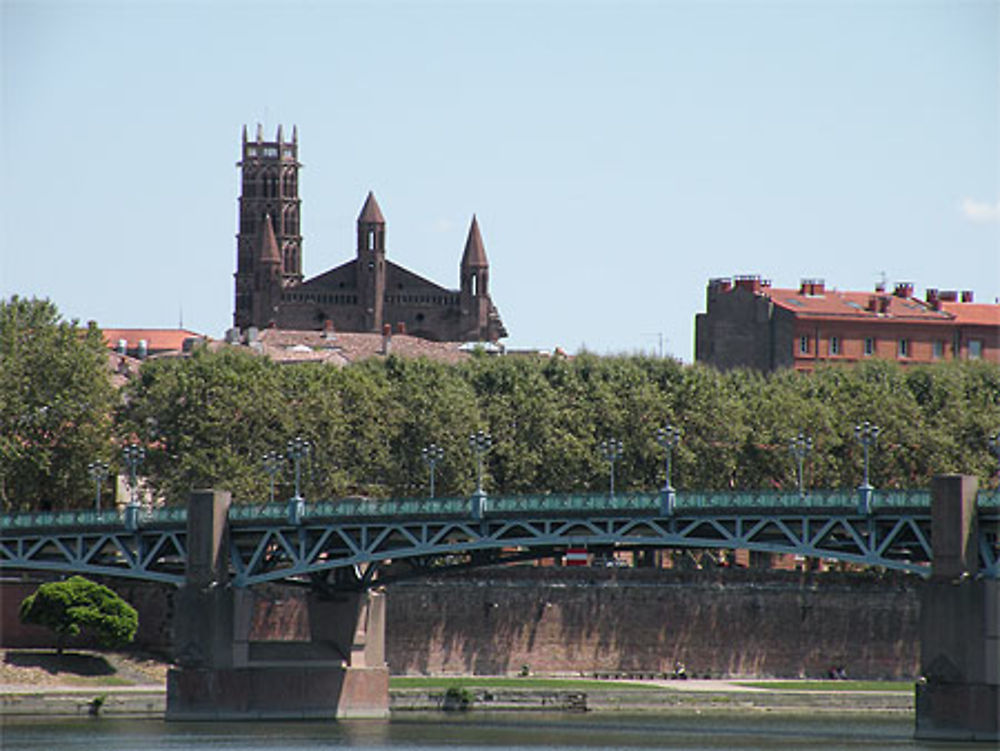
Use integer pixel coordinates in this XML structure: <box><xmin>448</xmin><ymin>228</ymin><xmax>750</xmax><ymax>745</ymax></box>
<box><xmin>2</xmin><ymin>568</ymin><xmax>919</xmax><ymax>679</ymax></box>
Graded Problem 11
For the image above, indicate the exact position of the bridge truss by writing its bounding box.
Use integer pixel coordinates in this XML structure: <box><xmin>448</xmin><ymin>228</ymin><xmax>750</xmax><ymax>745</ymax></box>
<box><xmin>2</xmin><ymin>491</ymin><xmax>998</xmax><ymax>586</ymax></box>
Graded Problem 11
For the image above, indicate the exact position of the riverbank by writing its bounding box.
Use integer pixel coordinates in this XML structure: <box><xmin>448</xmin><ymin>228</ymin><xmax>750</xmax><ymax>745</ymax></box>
<box><xmin>0</xmin><ymin>648</ymin><xmax>914</xmax><ymax>719</ymax></box>
<box><xmin>1</xmin><ymin>683</ymin><xmax>914</xmax><ymax>719</ymax></box>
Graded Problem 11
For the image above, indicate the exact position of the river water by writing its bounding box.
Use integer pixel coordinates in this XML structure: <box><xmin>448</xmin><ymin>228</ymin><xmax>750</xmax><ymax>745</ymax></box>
<box><xmin>1</xmin><ymin>711</ymin><xmax>967</xmax><ymax>751</ymax></box>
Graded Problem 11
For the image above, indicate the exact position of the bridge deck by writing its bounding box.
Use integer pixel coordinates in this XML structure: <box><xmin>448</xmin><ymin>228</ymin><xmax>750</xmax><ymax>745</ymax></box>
<box><xmin>2</xmin><ymin>490</ymin><xmax>998</xmax><ymax>585</ymax></box>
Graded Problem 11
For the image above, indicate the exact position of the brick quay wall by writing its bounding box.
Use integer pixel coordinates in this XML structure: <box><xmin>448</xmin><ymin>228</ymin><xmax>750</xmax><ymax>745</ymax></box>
<box><xmin>2</xmin><ymin>568</ymin><xmax>920</xmax><ymax>679</ymax></box>
<box><xmin>385</xmin><ymin>568</ymin><xmax>920</xmax><ymax>679</ymax></box>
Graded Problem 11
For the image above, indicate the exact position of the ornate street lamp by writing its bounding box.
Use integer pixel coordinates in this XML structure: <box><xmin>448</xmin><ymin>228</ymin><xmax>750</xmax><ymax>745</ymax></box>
<box><xmin>285</xmin><ymin>436</ymin><xmax>311</xmax><ymax>524</ymax></box>
<box><xmin>469</xmin><ymin>430</ymin><xmax>492</xmax><ymax>519</ymax></box>
<box><xmin>788</xmin><ymin>432</ymin><xmax>813</xmax><ymax>499</ymax></box>
<box><xmin>598</xmin><ymin>438</ymin><xmax>623</xmax><ymax>499</ymax></box>
<box><xmin>421</xmin><ymin>444</ymin><xmax>445</xmax><ymax>499</ymax></box>
<box><xmin>655</xmin><ymin>425</ymin><xmax>682</xmax><ymax>515</ymax></box>
<box><xmin>122</xmin><ymin>443</ymin><xmax>145</xmax><ymax>530</ymax></box>
<box><xmin>262</xmin><ymin>450</ymin><xmax>284</xmax><ymax>505</ymax></box>
<box><xmin>854</xmin><ymin>421</ymin><xmax>880</xmax><ymax>514</ymax></box>
<box><xmin>87</xmin><ymin>460</ymin><xmax>109</xmax><ymax>512</ymax></box>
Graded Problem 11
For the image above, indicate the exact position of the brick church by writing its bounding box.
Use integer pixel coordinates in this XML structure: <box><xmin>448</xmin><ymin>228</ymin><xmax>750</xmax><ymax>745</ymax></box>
<box><xmin>233</xmin><ymin>125</ymin><xmax>507</xmax><ymax>342</ymax></box>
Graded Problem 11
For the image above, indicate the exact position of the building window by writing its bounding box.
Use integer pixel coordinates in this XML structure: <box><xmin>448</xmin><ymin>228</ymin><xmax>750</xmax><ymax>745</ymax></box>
<box><xmin>898</xmin><ymin>339</ymin><xmax>909</xmax><ymax>358</ymax></box>
<box><xmin>829</xmin><ymin>336</ymin><xmax>841</xmax><ymax>356</ymax></box>
<box><xmin>798</xmin><ymin>336</ymin><xmax>809</xmax><ymax>355</ymax></box>
<box><xmin>932</xmin><ymin>340</ymin><xmax>944</xmax><ymax>359</ymax></box>
<box><xmin>969</xmin><ymin>339</ymin><xmax>983</xmax><ymax>359</ymax></box>
<box><xmin>864</xmin><ymin>337</ymin><xmax>875</xmax><ymax>356</ymax></box>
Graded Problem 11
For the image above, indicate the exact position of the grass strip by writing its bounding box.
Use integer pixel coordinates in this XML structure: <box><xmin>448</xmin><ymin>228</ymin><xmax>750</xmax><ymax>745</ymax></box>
<box><xmin>735</xmin><ymin>681</ymin><xmax>913</xmax><ymax>692</ymax></box>
<box><xmin>390</xmin><ymin>677</ymin><xmax>665</xmax><ymax>691</ymax></box>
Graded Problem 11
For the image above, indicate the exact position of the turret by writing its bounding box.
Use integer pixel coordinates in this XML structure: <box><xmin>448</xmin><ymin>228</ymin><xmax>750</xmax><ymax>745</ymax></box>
<box><xmin>460</xmin><ymin>215</ymin><xmax>494</xmax><ymax>339</ymax></box>
<box><xmin>252</xmin><ymin>215</ymin><xmax>282</xmax><ymax>327</ymax></box>
<box><xmin>357</xmin><ymin>191</ymin><xmax>386</xmax><ymax>332</ymax></box>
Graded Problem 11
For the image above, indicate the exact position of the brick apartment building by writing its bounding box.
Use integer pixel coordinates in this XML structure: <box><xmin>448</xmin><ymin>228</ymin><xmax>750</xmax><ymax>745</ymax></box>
<box><xmin>233</xmin><ymin>125</ymin><xmax>506</xmax><ymax>343</ymax></box>
<box><xmin>695</xmin><ymin>275</ymin><xmax>1000</xmax><ymax>372</ymax></box>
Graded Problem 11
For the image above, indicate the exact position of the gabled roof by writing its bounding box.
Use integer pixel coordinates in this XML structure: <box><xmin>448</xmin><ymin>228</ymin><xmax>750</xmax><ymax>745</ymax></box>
<box><xmin>358</xmin><ymin>191</ymin><xmax>385</xmax><ymax>224</ymax></box>
<box><xmin>461</xmin><ymin>214</ymin><xmax>488</xmax><ymax>268</ymax></box>
<box><xmin>260</xmin><ymin>214</ymin><xmax>281</xmax><ymax>264</ymax></box>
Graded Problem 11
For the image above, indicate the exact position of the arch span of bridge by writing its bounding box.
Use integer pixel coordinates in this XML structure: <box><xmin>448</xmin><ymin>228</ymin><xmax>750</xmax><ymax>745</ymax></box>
<box><xmin>2</xmin><ymin>488</ymin><xmax>998</xmax><ymax>586</ymax></box>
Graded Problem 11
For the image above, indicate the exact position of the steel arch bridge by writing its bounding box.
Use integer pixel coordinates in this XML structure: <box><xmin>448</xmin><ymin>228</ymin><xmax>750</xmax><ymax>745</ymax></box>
<box><xmin>2</xmin><ymin>489</ymin><xmax>998</xmax><ymax>588</ymax></box>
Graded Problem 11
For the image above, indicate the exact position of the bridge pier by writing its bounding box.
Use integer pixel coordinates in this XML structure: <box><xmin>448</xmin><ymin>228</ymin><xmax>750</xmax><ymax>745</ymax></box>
<box><xmin>166</xmin><ymin>490</ymin><xmax>389</xmax><ymax>720</ymax></box>
<box><xmin>915</xmin><ymin>475</ymin><xmax>998</xmax><ymax>742</ymax></box>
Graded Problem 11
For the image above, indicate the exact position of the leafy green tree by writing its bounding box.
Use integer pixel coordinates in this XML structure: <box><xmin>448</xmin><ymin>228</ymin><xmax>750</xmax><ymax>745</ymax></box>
<box><xmin>117</xmin><ymin>347</ymin><xmax>291</xmax><ymax>504</ymax></box>
<box><xmin>0</xmin><ymin>297</ymin><xmax>116</xmax><ymax>511</ymax></box>
<box><xmin>19</xmin><ymin>576</ymin><xmax>138</xmax><ymax>655</ymax></box>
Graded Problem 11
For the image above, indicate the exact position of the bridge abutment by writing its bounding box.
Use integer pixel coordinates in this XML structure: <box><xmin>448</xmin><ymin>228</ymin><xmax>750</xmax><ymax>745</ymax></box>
<box><xmin>915</xmin><ymin>475</ymin><xmax>999</xmax><ymax>742</ymax></box>
<box><xmin>166</xmin><ymin>490</ymin><xmax>389</xmax><ymax>720</ymax></box>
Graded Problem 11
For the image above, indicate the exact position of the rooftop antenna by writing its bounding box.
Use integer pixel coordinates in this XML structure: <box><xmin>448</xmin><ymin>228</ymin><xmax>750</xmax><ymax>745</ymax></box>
<box><xmin>877</xmin><ymin>270</ymin><xmax>888</xmax><ymax>291</ymax></box>
<box><xmin>643</xmin><ymin>332</ymin><xmax>665</xmax><ymax>358</ymax></box>
<box><xmin>178</xmin><ymin>304</ymin><xmax>183</xmax><ymax>330</ymax></box>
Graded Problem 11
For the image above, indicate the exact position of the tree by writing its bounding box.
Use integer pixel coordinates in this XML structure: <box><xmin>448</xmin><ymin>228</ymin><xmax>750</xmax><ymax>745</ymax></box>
<box><xmin>0</xmin><ymin>297</ymin><xmax>116</xmax><ymax>511</ymax></box>
<box><xmin>19</xmin><ymin>576</ymin><xmax>138</xmax><ymax>655</ymax></box>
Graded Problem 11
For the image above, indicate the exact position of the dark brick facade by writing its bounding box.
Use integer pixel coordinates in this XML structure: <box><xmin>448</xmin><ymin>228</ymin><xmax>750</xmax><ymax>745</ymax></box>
<box><xmin>234</xmin><ymin>125</ymin><xmax>506</xmax><ymax>343</ymax></box>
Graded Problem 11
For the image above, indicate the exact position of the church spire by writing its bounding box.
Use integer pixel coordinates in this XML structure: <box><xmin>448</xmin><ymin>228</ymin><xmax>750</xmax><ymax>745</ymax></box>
<box><xmin>260</xmin><ymin>214</ymin><xmax>281</xmax><ymax>266</ymax></box>
<box><xmin>358</xmin><ymin>191</ymin><xmax>385</xmax><ymax>224</ymax></box>
<box><xmin>461</xmin><ymin>214</ymin><xmax>488</xmax><ymax>268</ymax></box>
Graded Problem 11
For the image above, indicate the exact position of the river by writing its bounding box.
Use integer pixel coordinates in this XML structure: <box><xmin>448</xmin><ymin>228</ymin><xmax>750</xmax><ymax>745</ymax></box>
<box><xmin>1</xmin><ymin>711</ymin><xmax>964</xmax><ymax>751</ymax></box>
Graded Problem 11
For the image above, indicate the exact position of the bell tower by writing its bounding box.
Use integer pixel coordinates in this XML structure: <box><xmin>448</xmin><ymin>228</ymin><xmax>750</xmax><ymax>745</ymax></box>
<box><xmin>356</xmin><ymin>191</ymin><xmax>386</xmax><ymax>332</ymax></box>
<box><xmin>234</xmin><ymin>124</ymin><xmax>302</xmax><ymax>330</ymax></box>
<box><xmin>460</xmin><ymin>215</ymin><xmax>490</xmax><ymax>337</ymax></box>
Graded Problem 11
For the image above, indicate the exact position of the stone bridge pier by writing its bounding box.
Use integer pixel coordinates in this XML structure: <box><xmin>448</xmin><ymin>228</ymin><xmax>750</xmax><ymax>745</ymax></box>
<box><xmin>166</xmin><ymin>490</ymin><xmax>389</xmax><ymax>720</ymax></box>
<box><xmin>915</xmin><ymin>475</ymin><xmax>998</xmax><ymax>741</ymax></box>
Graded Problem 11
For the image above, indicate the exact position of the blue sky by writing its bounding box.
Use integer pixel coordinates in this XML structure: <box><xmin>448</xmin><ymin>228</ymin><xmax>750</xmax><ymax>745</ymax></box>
<box><xmin>2</xmin><ymin>0</ymin><xmax>997</xmax><ymax>360</ymax></box>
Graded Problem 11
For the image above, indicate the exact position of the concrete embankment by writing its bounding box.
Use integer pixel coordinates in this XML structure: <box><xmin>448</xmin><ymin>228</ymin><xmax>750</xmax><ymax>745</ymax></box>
<box><xmin>1</xmin><ymin>687</ymin><xmax>166</xmax><ymax>718</ymax></box>
<box><xmin>1</xmin><ymin>683</ymin><xmax>913</xmax><ymax>718</ymax></box>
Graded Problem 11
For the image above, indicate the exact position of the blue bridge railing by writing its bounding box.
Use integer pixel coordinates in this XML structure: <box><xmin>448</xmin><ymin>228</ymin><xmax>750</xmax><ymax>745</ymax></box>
<box><xmin>3</xmin><ymin>489</ymin><xmax>997</xmax><ymax>531</ymax></box>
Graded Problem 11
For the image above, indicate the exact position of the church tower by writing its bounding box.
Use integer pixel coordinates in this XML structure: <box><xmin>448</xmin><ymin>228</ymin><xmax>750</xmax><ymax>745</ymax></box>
<box><xmin>460</xmin><ymin>215</ymin><xmax>491</xmax><ymax>338</ymax></box>
<box><xmin>356</xmin><ymin>191</ymin><xmax>386</xmax><ymax>332</ymax></box>
<box><xmin>234</xmin><ymin>124</ymin><xmax>302</xmax><ymax>329</ymax></box>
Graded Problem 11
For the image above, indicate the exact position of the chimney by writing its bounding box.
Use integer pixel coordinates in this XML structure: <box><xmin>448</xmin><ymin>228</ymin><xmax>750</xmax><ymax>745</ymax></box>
<box><xmin>875</xmin><ymin>280</ymin><xmax>886</xmax><ymax>293</ymax></box>
<box><xmin>867</xmin><ymin>296</ymin><xmax>878</xmax><ymax>312</ymax></box>
<box><xmin>138</xmin><ymin>339</ymin><xmax>148</xmax><ymax>359</ymax></box>
<box><xmin>396</xmin><ymin>322</ymin><xmax>406</xmax><ymax>335</ymax></box>
<box><xmin>382</xmin><ymin>323</ymin><xmax>392</xmax><ymax>355</ymax></box>
<box><xmin>799</xmin><ymin>278</ymin><xmax>825</xmax><ymax>296</ymax></box>
<box><xmin>961</xmin><ymin>290</ymin><xmax>974</xmax><ymax>303</ymax></box>
<box><xmin>940</xmin><ymin>290</ymin><xmax>958</xmax><ymax>302</ymax></box>
<box><xmin>117</xmin><ymin>339</ymin><xmax>127</xmax><ymax>355</ymax></box>
<box><xmin>734</xmin><ymin>274</ymin><xmax>763</xmax><ymax>294</ymax></box>
<box><xmin>893</xmin><ymin>282</ymin><xmax>913</xmax><ymax>298</ymax></box>
<box><xmin>879</xmin><ymin>297</ymin><xmax>891</xmax><ymax>314</ymax></box>
<box><xmin>323</xmin><ymin>319</ymin><xmax>336</xmax><ymax>340</ymax></box>
<box><xmin>926</xmin><ymin>289</ymin><xmax>941</xmax><ymax>310</ymax></box>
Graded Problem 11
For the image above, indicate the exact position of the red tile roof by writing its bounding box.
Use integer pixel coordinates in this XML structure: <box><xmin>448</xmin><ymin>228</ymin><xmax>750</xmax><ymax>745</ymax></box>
<box><xmin>941</xmin><ymin>302</ymin><xmax>1000</xmax><ymax>327</ymax></box>
<box><xmin>767</xmin><ymin>288</ymin><xmax>953</xmax><ymax>322</ymax></box>
<box><xmin>102</xmin><ymin>328</ymin><xmax>209</xmax><ymax>353</ymax></box>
